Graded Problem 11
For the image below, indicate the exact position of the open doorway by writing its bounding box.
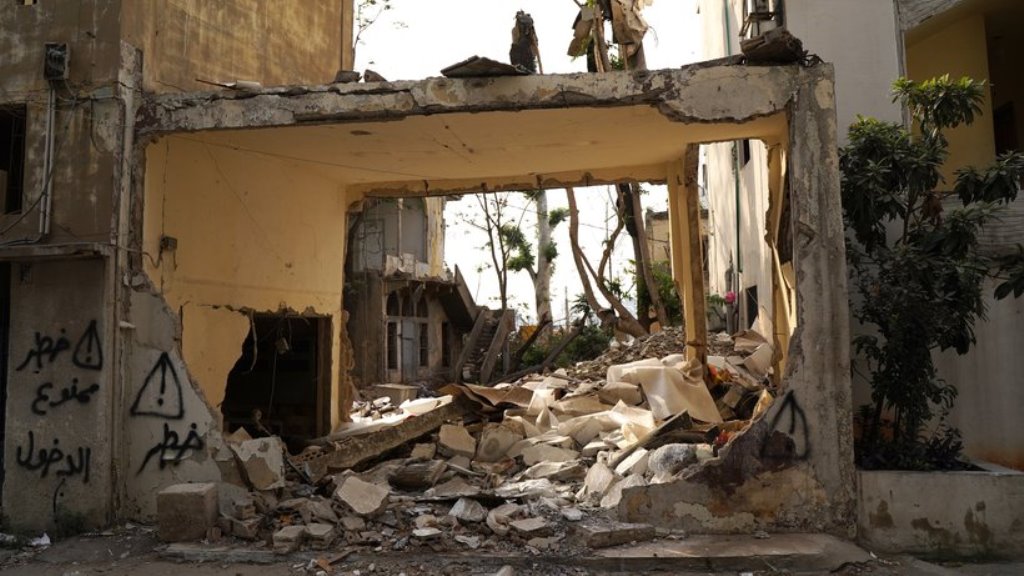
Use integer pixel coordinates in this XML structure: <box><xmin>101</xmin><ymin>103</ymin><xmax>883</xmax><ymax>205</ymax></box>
<box><xmin>221</xmin><ymin>313</ymin><xmax>331</xmax><ymax>442</ymax></box>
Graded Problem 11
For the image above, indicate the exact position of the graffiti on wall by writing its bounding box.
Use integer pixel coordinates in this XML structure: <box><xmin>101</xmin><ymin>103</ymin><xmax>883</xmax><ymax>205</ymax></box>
<box><xmin>760</xmin><ymin>391</ymin><xmax>811</xmax><ymax>461</ymax></box>
<box><xmin>132</xmin><ymin>352</ymin><xmax>204</xmax><ymax>474</ymax></box>
<box><xmin>130</xmin><ymin>352</ymin><xmax>184</xmax><ymax>419</ymax></box>
<box><xmin>12</xmin><ymin>320</ymin><xmax>103</xmax><ymax>515</ymax></box>
<box><xmin>16</xmin><ymin>320</ymin><xmax>103</xmax><ymax>373</ymax></box>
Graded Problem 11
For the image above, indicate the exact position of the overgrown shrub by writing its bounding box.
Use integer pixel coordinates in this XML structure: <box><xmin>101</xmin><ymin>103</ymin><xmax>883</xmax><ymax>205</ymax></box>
<box><xmin>841</xmin><ymin>75</ymin><xmax>1024</xmax><ymax>470</ymax></box>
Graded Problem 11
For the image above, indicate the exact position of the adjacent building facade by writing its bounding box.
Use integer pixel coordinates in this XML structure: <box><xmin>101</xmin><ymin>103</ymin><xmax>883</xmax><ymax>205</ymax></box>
<box><xmin>698</xmin><ymin>0</ymin><xmax>1024</xmax><ymax>472</ymax></box>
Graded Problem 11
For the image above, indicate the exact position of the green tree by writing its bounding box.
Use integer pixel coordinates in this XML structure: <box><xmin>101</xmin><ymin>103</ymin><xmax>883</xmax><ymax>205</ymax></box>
<box><xmin>841</xmin><ymin>75</ymin><xmax>1024</xmax><ymax>470</ymax></box>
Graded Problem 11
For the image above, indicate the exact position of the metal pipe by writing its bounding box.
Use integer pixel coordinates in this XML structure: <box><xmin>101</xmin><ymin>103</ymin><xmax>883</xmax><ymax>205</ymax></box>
<box><xmin>39</xmin><ymin>85</ymin><xmax>56</xmax><ymax>236</ymax></box>
<box><xmin>723</xmin><ymin>0</ymin><xmax>743</xmax><ymax>274</ymax></box>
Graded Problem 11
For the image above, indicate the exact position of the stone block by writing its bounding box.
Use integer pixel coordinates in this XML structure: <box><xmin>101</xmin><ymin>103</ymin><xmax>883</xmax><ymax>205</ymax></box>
<box><xmin>157</xmin><ymin>483</ymin><xmax>219</xmax><ymax>542</ymax></box>
<box><xmin>510</xmin><ymin>517</ymin><xmax>552</xmax><ymax>537</ymax></box>
<box><xmin>520</xmin><ymin>444</ymin><xmax>578</xmax><ymax>466</ymax></box>
<box><xmin>410</xmin><ymin>443</ymin><xmax>437</xmax><ymax>460</ymax></box>
<box><xmin>272</xmin><ymin>525</ymin><xmax>306</xmax><ymax>554</ymax></box>
<box><xmin>229</xmin><ymin>437</ymin><xmax>287</xmax><ymax>491</ymax></box>
<box><xmin>369</xmin><ymin>383</ymin><xmax>419</xmax><ymax>405</ymax></box>
<box><xmin>475</xmin><ymin>425</ymin><xmax>524</xmax><ymax>463</ymax></box>
<box><xmin>600</xmin><ymin>474</ymin><xmax>646</xmax><ymax>509</ymax></box>
<box><xmin>448</xmin><ymin>498</ymin><xmax>488</xmax><ymax>523</ymax></box>
<box><xmin>230</xmin><ymin>516</ymin><xmax>261</xmax><ymax>540</ymax></box>
<box><xmin>334</xmin><ymin>476</ymin><xmax>390</xmax><ymax>516</ymax></box>
<box><xmin>304</xmin><ymin>523</ymin><xmax>336</xmax><ymax>549</ymax></box>
<box><xmin>438</xmin><ymin>425</ymin><xmax>477</xmax><ymax>459</ymax></box>
<box><xmin>581</xmin><ymin>462</ymin><xmax>618</xmax><ymax>498</ymax></box>
<box><xmin>575</xmin><ymin>521</ymin><xmax>656</xmax><ymax>548</ymax></box>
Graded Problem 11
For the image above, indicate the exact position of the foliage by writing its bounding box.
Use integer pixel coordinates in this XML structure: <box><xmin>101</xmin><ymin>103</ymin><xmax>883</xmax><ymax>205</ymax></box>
<box><xmin>841</xmin><ymin>75</ymin><xmax>1024</xmax><ymax>470</ymax></box>
<box><xmin>636</xmin><ymin>261</ymin><xmax>681</xmax><ymax>326</ymax></box>
<box><xmin>518</xmin><ymin>323</ymin><xmax>612</xmax><ymax>368</ymax></box>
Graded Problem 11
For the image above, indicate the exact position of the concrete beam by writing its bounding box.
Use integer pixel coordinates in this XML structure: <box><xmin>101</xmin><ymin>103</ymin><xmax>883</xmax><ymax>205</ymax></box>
<box><xmin>137</xmin><ymin>64</ymin><xmax>803</xmax><ymax>138</ymax></box>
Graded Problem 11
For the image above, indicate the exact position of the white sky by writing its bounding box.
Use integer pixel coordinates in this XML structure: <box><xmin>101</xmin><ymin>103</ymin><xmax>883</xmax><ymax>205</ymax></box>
<box><xmin>355</xmin><ymin>1</ymin><xmax>702</xmax><ymax>324</ymax></box>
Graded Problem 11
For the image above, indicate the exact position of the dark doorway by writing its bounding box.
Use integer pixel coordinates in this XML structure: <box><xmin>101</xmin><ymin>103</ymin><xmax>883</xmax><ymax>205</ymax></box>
<box><xmin>222</xmin><ymin>314</ymin><xmax>331</xmax><ymax>443</ymax></box>
<box><xmin>0</xmin><ymin>263</ymin><xmax>9</xmax><ymax>497</ymax></box>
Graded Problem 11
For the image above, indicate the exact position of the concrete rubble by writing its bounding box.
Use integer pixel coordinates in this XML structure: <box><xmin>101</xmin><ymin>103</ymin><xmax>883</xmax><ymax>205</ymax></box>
<box><xmin>162</xmin><ymin>327</ymin><xmax>774</xmax><ymax>558</ymax></box>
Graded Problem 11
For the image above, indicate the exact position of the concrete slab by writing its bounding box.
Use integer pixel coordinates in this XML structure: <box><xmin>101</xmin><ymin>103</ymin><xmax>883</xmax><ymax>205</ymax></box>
<box><xmin>595</xmin><ymin>533</ymin><xmax>872</xmax><ymax>573</ymax></box>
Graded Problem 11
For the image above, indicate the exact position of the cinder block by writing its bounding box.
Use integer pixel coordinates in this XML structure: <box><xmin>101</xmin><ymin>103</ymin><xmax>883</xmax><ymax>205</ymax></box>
<box><xmin>157</xmin><ymin>483</ymin><xmax>219</xmax><ymax>542</ymax></box>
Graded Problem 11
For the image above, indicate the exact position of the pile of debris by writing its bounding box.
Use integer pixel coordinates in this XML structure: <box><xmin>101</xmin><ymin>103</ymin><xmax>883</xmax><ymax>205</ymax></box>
<box><xmin>159</xmin><ymin>330</ymin><xmax>776</xmax><ymax>561</ymax></box>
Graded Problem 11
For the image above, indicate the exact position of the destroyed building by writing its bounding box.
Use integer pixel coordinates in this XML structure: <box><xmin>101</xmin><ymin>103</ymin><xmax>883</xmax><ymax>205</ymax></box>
<box><xmin>0</xmin><ymin>0</ymin><xmax>872</xmax><ymax>558</ymax></box>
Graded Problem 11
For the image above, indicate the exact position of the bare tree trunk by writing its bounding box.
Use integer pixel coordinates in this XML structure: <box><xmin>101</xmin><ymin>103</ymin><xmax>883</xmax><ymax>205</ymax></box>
<box><xmin>534</xmin><ymin>190</ymin><xmax>553</xmax><ymax>324</ymax></box>
<box><xmin>567</xmin><ymin>187</ymin><xmax>647</xmax><ymax>338</ymax></box>
<box><xmin>479</xmin><ymin>196</ymin><xmax>509</xmax><ymax>310</ymax></box>
<box><xmin>620</xmin><ymin>183</ymin><xmax>668</xmax><ymax>328</ymax></box>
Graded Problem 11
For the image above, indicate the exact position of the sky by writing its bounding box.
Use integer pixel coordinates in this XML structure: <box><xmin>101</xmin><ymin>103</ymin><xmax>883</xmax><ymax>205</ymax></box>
<box><xmin>354</xmin><ymin>1</ymin><xmax>702</xmax><ymax>324</ymax></box>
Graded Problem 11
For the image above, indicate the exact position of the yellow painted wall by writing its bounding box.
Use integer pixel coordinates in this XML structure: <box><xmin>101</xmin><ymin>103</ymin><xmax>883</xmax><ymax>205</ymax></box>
<box><xmin>143</xmin><ymin>135</ymin><xmax>351</xmax><ymax>426</ymax></box>
<box><xmin>907</xmin><ymin>14</ymin><xmax>996</xmax><ymax>182</ymax></box>
<box><xmin>121</xmin><ymin>0</ymin><xmax>347</xmax><ymax>92</ymax></box>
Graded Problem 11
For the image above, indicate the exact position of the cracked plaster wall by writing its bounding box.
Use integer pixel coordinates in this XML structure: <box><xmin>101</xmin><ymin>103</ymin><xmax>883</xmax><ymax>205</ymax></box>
<box><xmin>142</xmin><ymin>135</ymin><xmax>351</xmax><ymax>431</ymax></box>
<box><xmin>120</xmin><ymin>0</ymin><xmax>347</xmax><ymax>93</ymax></box>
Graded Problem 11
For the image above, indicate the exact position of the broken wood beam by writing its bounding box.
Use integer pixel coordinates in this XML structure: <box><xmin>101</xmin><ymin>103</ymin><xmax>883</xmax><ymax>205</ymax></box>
<box><xmin>293</xmin><ymin>401</ymin><xmax>464</xmax><ymax>483</ymax></box>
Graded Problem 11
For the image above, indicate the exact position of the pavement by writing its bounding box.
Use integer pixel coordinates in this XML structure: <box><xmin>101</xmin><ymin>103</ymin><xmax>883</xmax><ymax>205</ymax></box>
<box><xmin>2</xmin><ymin>529</ymin><xmax>1024</xmax><ymax>575</ymax></box>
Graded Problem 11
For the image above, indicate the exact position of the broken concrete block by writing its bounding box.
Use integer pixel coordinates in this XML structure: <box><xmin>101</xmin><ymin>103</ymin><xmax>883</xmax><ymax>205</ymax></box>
<box><xmin>448</xmin><ymin>498</ymin><xmax>488</xmax><ymax>523</ymax></box>
<box><xmin>581</xmin><ymin>439</ymin><xmax>610</xmax><ymax>458</ymax></box>
<box><xmin>369</xmin><ymin>383</ymin><xmax>419</xmax><ymax>405</ymax></box>
<box><xmin>388</xmin><ymin>459</ymin><xmax>446</xmax><ymax>490</ymax></box>
<box><xmin>575</xmin><ymin>521</ymin><xmax>656</xmax><ymax>548</ymax></box>
<box><xmin>510</xmin><ymin>517</ymin><xmax>552</xmax><ymax>537</ymax></box>
<box><xmin>410</xmin><ymin>443</ymin><xmax>437</xmax><ymax>460</ymax></box>
<box><xmin>520</xmin><ymin>444</ymin><xmax>578</xmax><ymax>466</ymax></box>
<box><xmin>229</xmin><ymin>437</ymin><xmax>287</xmax><ymax>491</ymax></box>
<box><xmin>229</xmin><ymin>516</ymin><xmax>261</xmax><ymax>540</ymax></box>
<box><xmin>598</xmin><ymin>381</ymin><xmax>643</xmax><ymax>406</ymax></box>
<box><xmin>333</xmin><ymin>476</ymin><xmax>389</xmax><ymax>516</ymax></box>
<box><xmin>486</xmin><ymin>503</ymin><xmax>523</xmax><ymax>536</ymax></box>
<box><xmin>304</xmin><ymin>523</ymin><xmax>336</xmax><ymax>549</ymax></box>
<box><xmin>341</xmin><ymin>516</ymin><xmax>366</xmax><ymax>532</ymax></box>
<box><xmin>600</xmin><ymin>474</ymin><xmax>646</xmax><ymax>509</ymax></box>
<box><xmin>527</xmin><ymin>535</ymin><xmax>563</xmax><ymax>550</ymax></box>
<box><xmin>157</xmin><ymin>483</ymin><xmax>219</xmax><ymax>543</ymax></box>
<box><xmin>425</xmin><ymin>476</ymin><xmax>481</xmax><ymax>499</ymax></box>
<box><xmin>523</xmin><ymin>460</ymin><xmax>587</xmax><ymax>482</ymax></box>
<box><xmin>447</xmin><ymin>455</ymin><xmax>471</xmax><ymax>470</ymax></box>
<box><xmin>581</xmin><ymin>462</ymin><xmax>618</xmax><ymax>499</ymax></box>
<box><xmin>561</xmin><ymin>507</ymin><xmax>584</xmax><ymax>522</ymax></box>
<box><xmin>475</xmin><ymin>425</ymin><xmax>524</xmax><ymax>463</ymax></box>
<box><xmin>454</xmin><ymin>534</ymin><xmax>481</xmax><ymax>549</ymax></box>
<box><xmin>647</xmin><ymin>444</ymin><xmax>698</xmax><ymax>482</ymax></box>
<box><xmin>413</xmin><ymin>527</ymin><xmax>442</xmax><ymax>540</ymax></box>
<box><xmin>438</xmin><ymin>424</ymin><xmax>477</xmax><ymax>459</ymax></box>
<box><xmin>230</xmin><ymin>494</ymin><xmax>257</xmax><ymax>520</ymax></box>
<box><xmin>272</xmin><ymin>525</ymin><xmax>306</xmax><ymax>554</ymax></box>
<box><xmin>614</xmin><ymin>447</ymin><xmax>649</xmax><ymax>477</ymax></box>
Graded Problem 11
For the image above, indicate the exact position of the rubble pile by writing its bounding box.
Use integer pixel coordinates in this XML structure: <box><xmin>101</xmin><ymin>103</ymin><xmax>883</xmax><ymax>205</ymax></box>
<box><xmin>169</xmin><ymin>330</ymin><xmax>777</xmax><ymax>559</ymax></box>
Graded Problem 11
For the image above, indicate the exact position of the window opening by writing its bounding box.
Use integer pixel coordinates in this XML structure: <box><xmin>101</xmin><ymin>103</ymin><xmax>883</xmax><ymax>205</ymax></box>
<box><xmin>386</xmin><ymin>321</ymin><xmax>398</xmax><ymax>370</ymax></box>
<box><xmin>222</xmin><ymin>314</ymin><xmax>330</xmax><ymax>443</ymax></box>
<box><xmin>418</xmin><ymin>322</ymin><xmax>429</xmax><ymax>367</ymax></box>
<box><xmin>0</xmin><ymin>106</ymin><xmax>27</xmax><ymax>214</ymax></box>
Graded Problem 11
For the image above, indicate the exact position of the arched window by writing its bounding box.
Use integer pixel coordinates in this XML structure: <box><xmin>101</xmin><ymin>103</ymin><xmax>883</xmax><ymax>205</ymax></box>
<box><xmin>417</xmin><ymin>294</ymin><xmax>428</xmax><ymax>318</ymax></box>
<box><xmin>386</xmin><ymin>292</ymin><xmax>400</xmax><ymax>316</ymax></box>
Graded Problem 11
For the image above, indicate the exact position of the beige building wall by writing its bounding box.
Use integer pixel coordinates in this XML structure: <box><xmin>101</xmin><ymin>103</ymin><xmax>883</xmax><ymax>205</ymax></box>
<box><xmin>906</xmin><ymin>13</ymin><xmax>996</xmax><ymax>183</ymax></box>
<box><xmin>121</xmin><ymin>0</ymin><xmax>348</xmax><ymax>93</ymax></box>
<box><xmin>142</xmin><ymin>135</ymin><xmax>352</xmax><ymax>428</ymax></box>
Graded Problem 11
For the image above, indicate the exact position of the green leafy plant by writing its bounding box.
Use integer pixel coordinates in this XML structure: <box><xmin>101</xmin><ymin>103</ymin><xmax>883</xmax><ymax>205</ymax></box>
<box><xmin>841</xmin><ymin>75</ymin><xmax>1024</xmax><ymax>470</ymax></box>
